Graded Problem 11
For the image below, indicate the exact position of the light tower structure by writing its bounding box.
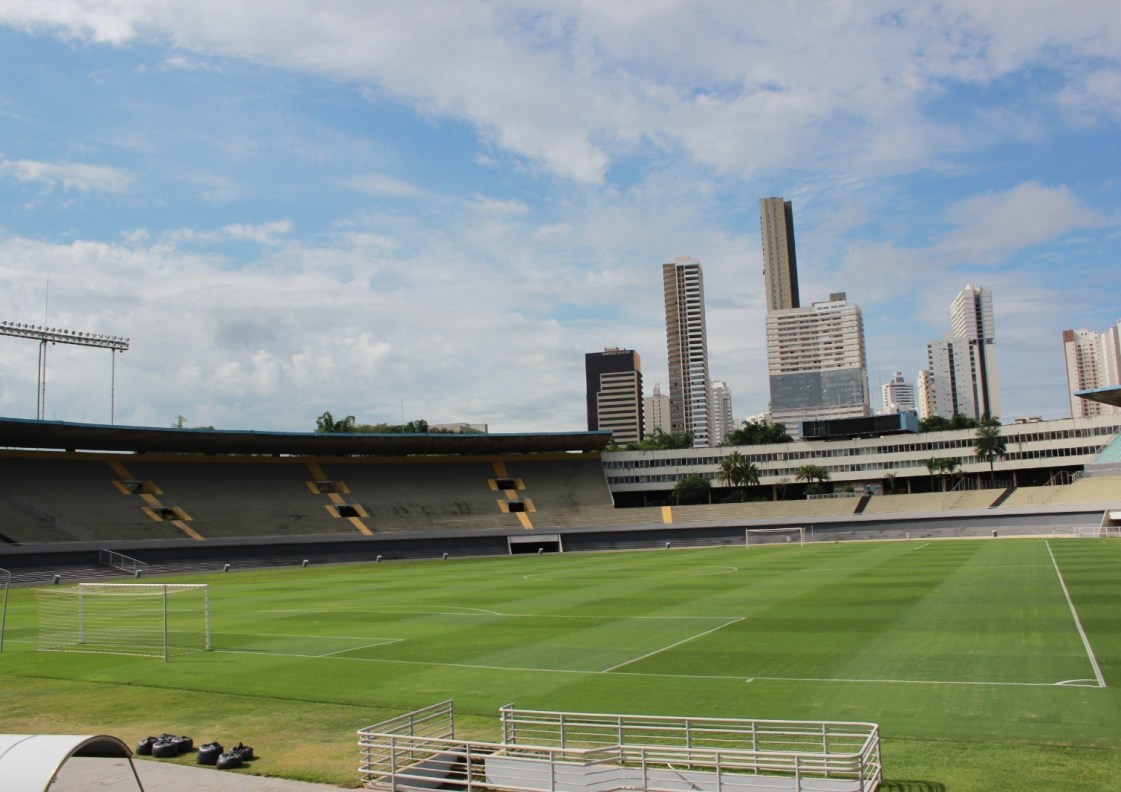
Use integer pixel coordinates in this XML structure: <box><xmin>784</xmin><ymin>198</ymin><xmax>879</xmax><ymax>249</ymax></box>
<box><xmin>0</xmin><ymin>321</ymin><xmax>130</xmax><ymax>423</ymax></box>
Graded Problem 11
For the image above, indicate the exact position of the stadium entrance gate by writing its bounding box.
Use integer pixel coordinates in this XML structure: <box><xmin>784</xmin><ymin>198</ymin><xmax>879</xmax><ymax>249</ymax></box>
<box><xmin>507</xmin><ymin>534</ymin><xmax>562</xmax><ymax>555</ymax></box>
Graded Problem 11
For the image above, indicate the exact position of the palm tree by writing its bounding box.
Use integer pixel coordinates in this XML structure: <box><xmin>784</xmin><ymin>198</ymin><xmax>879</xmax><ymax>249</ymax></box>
<box><xmin>718</xmin><ymin>452</ymin><xmax>761</xmax><ymax>502</ymax></box>
<box><xmin>795</xmin><ymin>464</ymin><xmax>830</xmax><ymax>495</ymax></box>
<box><xmin>974</xmin><ymin>420</ymin><xmax>1007</xmax><ymax>483</ymax></box>
<box><xmin>924</xmin><ymin>457</ymin><xmax>939</xmax><ymax>492</ymax></box>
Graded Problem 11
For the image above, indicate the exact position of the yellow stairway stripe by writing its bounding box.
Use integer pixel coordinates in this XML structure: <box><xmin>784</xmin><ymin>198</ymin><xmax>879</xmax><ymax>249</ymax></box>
<box><xmin>516</xmin><ymin>512</ymin><xmax>533</xmax><ymax>530</ymax></box>
<box><xmin>172</xmin><ymin>520</ymin><xmax>205</xmax><ymax>541</ymax></box>
<box><xmin>662</xmin><ymin>506</ymin><xmax>673</xmax><ymax>524</ymax></box>
<box><xmin>349</xmin><ymin>516</ymin><xmax>373</xmax><ymax>535</ymax></box>
<box><xmin>107</xmin><ymin>459</ymin><xmax>132</xmax><ymax>480</ymax></box>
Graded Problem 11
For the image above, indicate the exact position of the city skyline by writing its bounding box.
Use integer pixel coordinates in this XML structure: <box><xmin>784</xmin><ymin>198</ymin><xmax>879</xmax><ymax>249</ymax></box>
<box><xmin>1</xmin><ymin>3</ymin><xmax>1119</xmax><ymax>432</ymax></box>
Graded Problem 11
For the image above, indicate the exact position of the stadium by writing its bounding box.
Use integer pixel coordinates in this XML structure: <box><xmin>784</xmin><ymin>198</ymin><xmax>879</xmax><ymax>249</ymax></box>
<box><xmin>2</xmin><ymin>403</ymin><xmax>1121</xmax><ymax>791</ymax></box>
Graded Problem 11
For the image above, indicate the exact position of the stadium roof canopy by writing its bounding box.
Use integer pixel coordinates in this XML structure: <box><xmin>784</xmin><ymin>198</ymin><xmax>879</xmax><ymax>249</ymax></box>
<box><xmin>1075</xmin><ymin>385</ymin><xmax>1121</xmax><ymax>409</ymax></box>
<box><xmin>0</xmin><ymin>417</ymin><xmax>613</xmax><ymax>456</ymax></box>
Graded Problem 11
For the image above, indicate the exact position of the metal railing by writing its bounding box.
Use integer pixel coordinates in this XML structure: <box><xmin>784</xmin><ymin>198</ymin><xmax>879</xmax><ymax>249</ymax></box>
<box><xmin>359</xmin><ymin>703</ymin><xmax>881</xmax><ymax>792</ymax></box>
<box><xmin>99</xmin><ymin>549</ymin><xmax>149</xmax><ymax>577</ymax></box>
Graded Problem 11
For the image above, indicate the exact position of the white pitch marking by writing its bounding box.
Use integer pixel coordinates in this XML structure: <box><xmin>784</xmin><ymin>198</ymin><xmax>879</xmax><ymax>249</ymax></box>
<box><xmin>1046</xmin><ymin>541</ymin><xmax>1106</xmax><ymax>688</ymax></box>
<box><xmin>204</xmin><ymin>648</ymin><xmax>1097</xmax><ymax>688</ymax></box>
<box><xmin>602</xmin><ymin>617</ymin><xmax>745</xmax><ymax>673</ymax></box>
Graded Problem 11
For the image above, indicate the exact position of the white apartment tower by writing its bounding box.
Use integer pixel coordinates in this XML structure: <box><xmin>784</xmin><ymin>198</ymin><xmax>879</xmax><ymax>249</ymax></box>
<box><xmin>881</xmin><ymin>371</ymin><xmax>916</xmax><ymax>415</ymax></box>
<box><xmin>1063</xmin><ymin>323</ymin><xmax>1121</xmax><ymax>417</ymax></box>
<box><xmin>765</xmin><ymin>292</ymin><xmax>871</xmax><ymax>432</ymax></box>
<box><xmin>644</xmin><ymin>383</ymin><xmax>673</xmax><ymax>436</ymax></box>
<box><xmin>711</xmin><ymin>380</ymin><xmax>735</xmax><ymax>445</ymax></box>
<box><xmin>924</xmin><ymin>284</ymin><xmax>1001</xmax><ymax>421</ymax></box>
<box><xmin>663</xmin><ymin>256</ymin><xmax>714</xmax><ymax>447</ymax></box>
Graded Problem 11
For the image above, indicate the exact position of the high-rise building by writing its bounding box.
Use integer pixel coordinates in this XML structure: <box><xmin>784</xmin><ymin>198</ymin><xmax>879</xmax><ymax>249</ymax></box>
<box><xmin>916</xmin><ymin>369</ymin><xmax>936</xmax><ymax>420</ymax></box>
<box><xmin>1063</xmin><ymin>323</ymin><xmax>1121</xmax><ymax>417</ymax></box>
<box><xmin>765</xmin><ymin>292</ymin><xmax>870</xmax><ymax>434</ymax></box>
<box><xmin>711</xmin><ymin>380</ymin><xmax>735</xmax><ymax>445</ymax></box>
<box><xmin>760</xmin><ymin>197</ymin><xmax>800</xmax><ymax>312</ymax></box>
<box><xmin>881</xmin><ymin>371</ymin><xmax>916</xmax><ymax>415</ymax></box>
<box><xmin>644</xmin><ymin>383</ymin><xmax>673</xmax><ymax>437</ymax></box>
<box><xmin>950</xmin><ymin>284</ymin><xmax>1001</xmax><ymax>420</ymax></box>
<box><xmin>663</xmin><ymin>256</ymin><xmax>714</xmax><ymax>447</ymax></box>
<box><xmin>585</xmin><ymin>348</ymin><xmax>644</xmax><ymax>445</ymax></box>
<box><xmin>923</xmin><ymin>284</ymin><xmax>1001</xmax><ymax>421</ymax></box>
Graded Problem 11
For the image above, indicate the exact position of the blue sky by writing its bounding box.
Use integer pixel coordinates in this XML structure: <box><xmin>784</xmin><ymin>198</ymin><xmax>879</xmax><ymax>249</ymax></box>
<box><xmin>1</xmin><ymin>1</ymin><xmax>1119</xmax><ymax>433</ymax></box>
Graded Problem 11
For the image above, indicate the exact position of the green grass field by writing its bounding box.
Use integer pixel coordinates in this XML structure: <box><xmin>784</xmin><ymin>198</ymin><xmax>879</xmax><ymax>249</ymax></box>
<box><xmin>3</xmin><ymin>537</ymin><xmax>1121</xmax><ymax>790</ymax></box>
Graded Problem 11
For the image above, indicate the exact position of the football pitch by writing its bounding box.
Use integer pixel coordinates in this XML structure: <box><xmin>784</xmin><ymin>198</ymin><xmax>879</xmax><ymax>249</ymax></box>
<box><xmin>3</xmin><ymin>537</ymin><xmax>1121</xmax><ymax>790</ymax></box>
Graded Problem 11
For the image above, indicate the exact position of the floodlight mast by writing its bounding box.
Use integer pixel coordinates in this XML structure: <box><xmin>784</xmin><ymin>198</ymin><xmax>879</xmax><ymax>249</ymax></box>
<box><xmin>0</xmin><ymin>321</ymin><xmax>130</xmax><ymax>423</ymax></box>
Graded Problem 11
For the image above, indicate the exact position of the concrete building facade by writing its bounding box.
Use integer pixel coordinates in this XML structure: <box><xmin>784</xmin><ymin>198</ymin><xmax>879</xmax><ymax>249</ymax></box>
<box><xmin>922</xmin><ymin>285</ymin><xmax>1001</xmax><ymax>421</ymax></box>
<box><xmin>644</xmin><ymin>383</ymin><xmax>673</xmax><ymax>437</ymax></box>
<box><xmin>663</xmin><ymin>256</ymin><xmax>714</xmax><ymax>447</ymax></box>
<box><xmin>1063</xmin><ymin>323</ymin><xmax>1121</xmax><ymax>417</ymax></box>
<box><xmin>765</xmin><ymin>292</ymin><xmax>870</xmax><ymax>434</ymax></box>
<box><xmin>711</xmin><ymin>380</ymin><xmax>735</xmax><ymax>445</ymax></box>
<box><xmin>760</xmin><ymin>197</ymin><xmax>801</xmax><ymax>312</ymax></box>
<box><xmin>584</xmin><ymin>348</ymin><xmax>644</xmax><ymax>445</ymax></box>
<box><xmin>881</xmin><ymin>371</ymin><xmax>916</xmax><ymax>415</ymax></box>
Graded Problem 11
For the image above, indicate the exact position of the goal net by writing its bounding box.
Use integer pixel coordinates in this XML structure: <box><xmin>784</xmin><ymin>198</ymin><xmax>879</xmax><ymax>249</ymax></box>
<box><xmin>35</xmin><ymin>583</ymin><xmax>210</xmax><ymax>661</ymax></box>
<box><xmin>746</xmin><ymin>526</ymin><xmax>807</xmax><ymax>548</ymax></box>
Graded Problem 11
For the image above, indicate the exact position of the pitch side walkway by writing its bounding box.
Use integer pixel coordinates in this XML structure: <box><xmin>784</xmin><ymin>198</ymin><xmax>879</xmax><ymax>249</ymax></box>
<box><xmin>51</xmin><ymin>756</ymin><xmax>344</xmax><ymax>791</ymax></box>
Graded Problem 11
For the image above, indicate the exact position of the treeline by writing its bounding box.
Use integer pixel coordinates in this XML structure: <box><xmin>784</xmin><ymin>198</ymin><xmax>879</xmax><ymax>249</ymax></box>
<box><xmin>314</xmin><ymin>412</ymin><xmax>476</xmax><ymax>434</ymax></box>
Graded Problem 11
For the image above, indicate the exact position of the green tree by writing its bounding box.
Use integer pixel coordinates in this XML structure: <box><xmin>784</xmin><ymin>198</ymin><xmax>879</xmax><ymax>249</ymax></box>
<box><xmin>673</xmin><ymin>474</ymin><xmax>712</xmax><ymax>505</ymax></box>
<box><xmin>315</xmin><ymin>411</ymin><xmax>356</xmax><ymax>433</ymax></box>
<box><xmin>920</xmin><ymin>413</ymin><xmax>980</xmax><ymax>433</ymax></box>
<box><xmin>883</xmin><ymin>472</ymin><xmax>898</xmax><ymax>494</ymax></box>
<box><xmin>795</xmin><ymin>464</ymin><xmax>830</xmax><ymax>496</ymax></box>
<box><xmin>974</xmin><ymin>419</ymin><xmax>1007</xmax><ymax>482</ymax></box>
<box><xmin>716</xmin><ymin>451</ymin><xmax>761</xmax><ymax>502</ymax></box>
<box><xmin>723</xmin><ymin>419</ymin><xmax>792</xmax><ymax>446</ymax></box>
<box><xmin>624</xmin><ymin>429</ymin><xmax>694</xmax><ymax>451</ymax></box>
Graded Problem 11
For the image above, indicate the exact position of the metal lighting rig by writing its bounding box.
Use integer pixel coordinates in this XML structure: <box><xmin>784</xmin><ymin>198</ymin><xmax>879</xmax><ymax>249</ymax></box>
<box><xmin>0</xmin><ymin>320</ymin><xmax>130</xmax><ymax>423</ymax></box>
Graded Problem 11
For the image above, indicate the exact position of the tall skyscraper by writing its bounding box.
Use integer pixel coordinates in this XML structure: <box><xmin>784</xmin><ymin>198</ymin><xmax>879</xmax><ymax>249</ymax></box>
<box><xmin>663</xmin><ymin>256</ymin><xmax>714</xmax><ymax>447</ymax></box>
<box><xmin>644</xmin><ymin>383</ymin><xmax>673</xmax><ymax>436</ymax></box>
<box><xmin>760</xmin><ymin>197</ymin><xmax>801</xmax><ymax>312</ymax></box>
<box><xmin>916</xmin><ymin>369</ymin><xmax>936</xmax><ymax>420</ymax></box>
<box><xmin>711</xmin><ymin>380</ymin><xmax>735</xmax><ymax>445</ymax></box>
<box><xmin>923</xmin><ymin>284</ymin><xmax>1001</xmax><ymax>421</ymax></box>
<box><xmin>584</xmin><ymin>348</ymin><xmax>644</xmax><ymax>445</ymax></box>
<box><xmin>881</xmin><ymin>371</ymin><xmax>916</xmax><ymax>415</ymax></box>
<box><xmin>1063</xmin><ymin>322</ymin><xmax>1121</xmax><ymax>417</ymax></box>
<box><xmin>765</xmin><ymin>292</ymin><xmax>870</xmax><ymax>433</ymax></box>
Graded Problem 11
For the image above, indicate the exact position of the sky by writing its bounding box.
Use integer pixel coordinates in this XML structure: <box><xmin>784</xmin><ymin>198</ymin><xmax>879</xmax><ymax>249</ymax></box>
<box><xmin>1</xmin><ymin>1</ymin><xmax>1119</xmax><ymax>435</ymax></box>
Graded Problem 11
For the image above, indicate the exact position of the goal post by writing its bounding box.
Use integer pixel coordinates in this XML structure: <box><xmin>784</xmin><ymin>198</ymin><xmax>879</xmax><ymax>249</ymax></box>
<box><xmin>745</xmin><ymin>526</ymin><xmax>807</xmax><ymax>548</ymax></box>
<box><xmin>35</xmin><ymin>583</ymin><xmax>209</xmax><ymax>661</ymax></box>
<box><xmin>0</xmin><ymin>567</ymin><xmax>10</xmax><ymax>653</ymax></box>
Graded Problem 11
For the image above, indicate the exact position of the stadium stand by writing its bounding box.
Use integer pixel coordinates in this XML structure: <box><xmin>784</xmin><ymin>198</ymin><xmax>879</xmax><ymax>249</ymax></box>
<box><xmin>1001</xmin><ymin>477</ymin><xmax>1121</xmax><ymax>508</ymax></box>
<box><xmin>0</xmin><ymin>455</ymin><xmax>187</xmax><ymax>543</ymax></box>
<box><xmin>324</xmin><ymin>458</ymin><xmax>520</xmax><ymax>532</ymax></box>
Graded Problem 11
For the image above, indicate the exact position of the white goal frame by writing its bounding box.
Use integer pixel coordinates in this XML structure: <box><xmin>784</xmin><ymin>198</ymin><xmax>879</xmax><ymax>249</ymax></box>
<box><xmin>745</xmin><ymin>526</ymin><xmax>808</xmax><ymax>548</ymax></box>
<box><xmin>35</xmin><ymin>583</ymin><xmax>210</xmax><ymax>662</ymax></box>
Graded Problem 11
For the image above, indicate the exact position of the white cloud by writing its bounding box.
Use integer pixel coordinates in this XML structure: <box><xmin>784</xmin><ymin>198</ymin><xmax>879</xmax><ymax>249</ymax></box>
<box><xmin>4</xmin><ymin>1</ymin><xmax>1119</xmax><ymax>182</ymax></box>
<box><xmin>222</xmin><ymin>219</ymin><xmax>293</xmax><ymax>245</ymax></box>
<box><xmin>343</xmin><ymin>174</ymin><xmax>425</xmax><ymax>198</ymax></box>
<box><xmin>0</xmin><ymin>158</ymin><xmax>132</xmax><ymax>193</ymax></box>
<box><xmin>937</xmin><ymin>182</ymin><xmax>1103</xmax><ymax>264</ymax></box>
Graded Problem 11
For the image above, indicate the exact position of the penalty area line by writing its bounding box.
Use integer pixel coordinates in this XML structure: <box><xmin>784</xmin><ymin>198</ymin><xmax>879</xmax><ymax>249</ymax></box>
<box><xmin>602</xmin><ymin>617</ymin><xmax>744</xmax><ymax>673</ymax></box>
<box><xmin>1046</xmin><ymin>541</ymin><xmax>1106</xmax><ymax>688</ymax></box>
